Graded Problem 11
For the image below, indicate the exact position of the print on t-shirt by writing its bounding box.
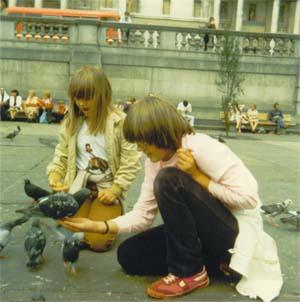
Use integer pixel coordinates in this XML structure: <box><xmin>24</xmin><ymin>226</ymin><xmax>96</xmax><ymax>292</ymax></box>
<box><xmin>85</xmin><ymin>143</ymin><xmax>109</xmax><ymax>173</ymax></box>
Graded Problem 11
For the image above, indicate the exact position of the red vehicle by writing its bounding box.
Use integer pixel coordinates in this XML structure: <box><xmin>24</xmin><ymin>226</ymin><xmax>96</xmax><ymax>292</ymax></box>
<box><xmin>6</xmin><ymin>7</ymin><xmax>120</xmax><ymax>41</ymax></box>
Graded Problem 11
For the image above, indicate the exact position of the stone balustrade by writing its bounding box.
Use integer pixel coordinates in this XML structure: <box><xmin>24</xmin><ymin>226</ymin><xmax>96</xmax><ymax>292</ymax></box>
<box><xmin>1</xmin><ymin>15</ymin><xmax>300</xmax><ymax>115</ymax></box>
<box><xmin>1</xmin><ymin>15</ymin><xmax>299</xmax><ymax>57</ymax></box>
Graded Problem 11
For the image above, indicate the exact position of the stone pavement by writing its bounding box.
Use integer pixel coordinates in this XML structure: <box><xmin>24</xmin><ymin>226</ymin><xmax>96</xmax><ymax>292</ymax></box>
<box><xmin>0</xmin><ymin>121</ymin><xmax>299</xmax><ymax>302</ymax></box>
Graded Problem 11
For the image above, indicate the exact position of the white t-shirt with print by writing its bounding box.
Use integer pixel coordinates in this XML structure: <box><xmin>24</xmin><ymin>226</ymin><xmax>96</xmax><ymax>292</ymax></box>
<box><xmin>76</xmin><ymin>121</ymin><xmax>111</xmax><ymax>175</ymax></box>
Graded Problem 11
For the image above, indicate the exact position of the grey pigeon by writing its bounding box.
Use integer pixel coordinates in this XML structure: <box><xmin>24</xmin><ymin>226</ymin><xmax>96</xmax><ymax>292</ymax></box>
<box><xmin>0</xmin><ymin>215</ymin><xmax>29</xmax><ymax>257</ymax></box>
<box><xmin>5</xmin><ymin>125</ymin><xmax>21</xmax><ymax>139</ymax></box>
<box><xmin>16</xmin><ymin>188</ymin><xmax>91</xmax><ymax>219</ymax></box>
<box><xmin>54</xmin><ymin>225</ymin><xmax>84</xmax><ymax>274</ymax></box>
<box><xmin>31</xmin><ymin>293</ymin><xmax>46</xmax><ymax>301</ymax></box>
<box><xmin>25</xmin><ymin>218</ymin><xmax>47</xmax><ymax>270</ymax></box>
<box><xmin>261</xmin><ymin>199</ymin><xmax>293</xmax><ymax>226</ymax></box>
<box><xmin>24</xmin><ymin>179</ymin><xmax>51</xmax><ymax>202</ymax></box>
<box><xmin>280</xmin><ymin>211</ymin><xmax>300</xmax><ymax>230</ymax></box>
<box><xmin>217</xmin><ymin>135</ymin><xmax>226</xmax><ymax>144</ymax></box>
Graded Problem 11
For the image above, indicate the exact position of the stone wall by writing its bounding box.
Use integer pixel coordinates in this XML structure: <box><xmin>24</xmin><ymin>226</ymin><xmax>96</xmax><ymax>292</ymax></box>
<box><xmin>0</xmin><ymin>15</ymin><xmax>299</xmax><ymax>115</ymax></box>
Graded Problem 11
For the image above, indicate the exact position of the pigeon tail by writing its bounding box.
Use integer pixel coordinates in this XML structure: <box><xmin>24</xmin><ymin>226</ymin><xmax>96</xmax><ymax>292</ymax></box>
<box><xmin>3</xmin><ymin>215</ymin><xmax>30</xmax><ymax>230</ymax></box>
<box><xmin>24</xmin><ymin>179</ymin><xmax>51</xmax><ymax>200</ymax></box>
<box><xmin>15</xmin><ymin>207</ymin><xmax>45</xmax><ymax>218</ymax></box>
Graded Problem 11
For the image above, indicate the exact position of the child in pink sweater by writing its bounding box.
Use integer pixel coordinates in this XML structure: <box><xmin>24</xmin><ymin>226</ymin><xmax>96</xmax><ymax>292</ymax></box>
<box><xmin>61</xmin><ymin>95</ymin><xmax>282</xmax><ymax>302</ymax></box>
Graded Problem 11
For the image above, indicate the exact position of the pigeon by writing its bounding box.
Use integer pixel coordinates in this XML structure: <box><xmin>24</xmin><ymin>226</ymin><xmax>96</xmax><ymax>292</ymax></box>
<box><xmin>5</xmin><ymin>125</ymin><xmax>21</xmax><ymax>139</ymax></box>
<box><xmin>24</xmin><ymin>179</ymin><xmax>51</xmax><ymax>202</ymax></box>
<box><xmin>16</xmin><ymin>188</ymin><xmax>92</xmax><ymax>219</ymax></box>
<box><xmin>261</xmin><ymin>199</ymin><xmax>293</xmax><ymax>226</ymax></box>
<box><xmin>217</xmin><ymin>135</ymin><xmax>226</xmax><ymax>144</ymax></box>
<box><xmin>54</xmin><ymin>225</ymin><xmax>84</xmax><ymax>274</ymax></box>
<box><xmin>0</xmin><ymin>215</ymin><xmax>29</xmax><ymax>258</ymax></box>
<box><xmin>24</xmin><ymin>218</ymin><xmax>47</xmax><ymax>270</ymax></box>
<box><xmin>31</xmin><ymin>293</ymin><xmax>46</xmax><ymax>301</ymax></box>
<box><xmin>280</xmin><ymin>211</ymin><xmax>300</xmax><ymax>230</ymax></box>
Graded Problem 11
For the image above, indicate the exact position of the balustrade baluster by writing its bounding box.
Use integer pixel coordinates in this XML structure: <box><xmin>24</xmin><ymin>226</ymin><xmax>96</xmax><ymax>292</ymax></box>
<box><xmin>148</xmin><ymin>30</ymin><xmax>154</xmax><ymax>48</ymax></box>
<box><xmin>256</xmin><ymin>37</ymin><xmax>263</xmax><ymax>55</ymax></box>
<box><xmin>34</xmin><ymin>23</ymin><xmax>41</xmax><ymax>41</ymax></box>
<box><xmin>152</xmin><ymin>31</ymin><xmax>159</xmax><ymax>49</ymax></box>
<box><xmin>141</xmin><ymin>30</ymin><xmax>148</xmax><ymax>47</ymax></box>
<box><xmin>176</xmin><ymin>33</ymin><xmax>184</xmax><ymax>50</ymax></box>
<box><xmin>133</xmin><ymin>30</ymin><xmax>142</xmax><ymax>47</ymax></box>
<box><xmin>243</xmin><ymin>37</ymin><xmax>250</xmax><ymax>54</ymax></box>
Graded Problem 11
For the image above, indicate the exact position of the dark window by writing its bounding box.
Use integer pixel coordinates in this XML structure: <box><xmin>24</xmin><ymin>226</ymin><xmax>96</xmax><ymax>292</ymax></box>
<box><xmin>248</xmin><ymin>3</ymin><xmax>256</xmax><ymax>21</ymax></box>
<box><xmin>127</xmin><ymin>0</ymin><xmax>140</xmax><ymax>13</ymax></box>
<box><xmin>194</xmin><ymin>0</ymin><xmax>201</xmax><ymax>17</ymax></box>
<box><xmin>42</xmin><ymin>0</ymin><xmax>60</xmax><ymax>8</ymax></box>
<box><xmin>163</xmin><ymin>0</ymin><xmax>171</xmax><ymax>15</ymax></box>
<box><xmin>16</xmin><ymin>0</ymin><xmax>34</xmax><ymax>7</ymax></box>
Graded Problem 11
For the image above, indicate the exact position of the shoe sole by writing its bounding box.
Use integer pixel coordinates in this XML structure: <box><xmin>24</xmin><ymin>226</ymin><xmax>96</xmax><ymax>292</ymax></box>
<box><xmin>147</xmin><ymin>278</ymin><xmax>209</xmax><ymax>299</ymax></box>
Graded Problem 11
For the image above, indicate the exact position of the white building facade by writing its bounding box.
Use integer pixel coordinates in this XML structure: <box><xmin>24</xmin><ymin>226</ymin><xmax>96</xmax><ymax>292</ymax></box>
<box><xmin>8</xmin><ymin>0</ymin><xmax>300</xmax><ymax>34</ymax></box>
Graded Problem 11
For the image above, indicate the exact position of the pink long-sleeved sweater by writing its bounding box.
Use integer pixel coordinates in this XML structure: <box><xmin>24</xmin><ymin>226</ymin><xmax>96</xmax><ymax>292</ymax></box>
<box><xmin>112</xmin><ymin>133</ymin><xmax>260</xmax><ymax>234</ymax></box>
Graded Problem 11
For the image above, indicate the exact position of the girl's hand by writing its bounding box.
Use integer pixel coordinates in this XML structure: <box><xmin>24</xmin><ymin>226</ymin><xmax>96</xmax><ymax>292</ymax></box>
<box><xmin>176</xmin><ymin>148</ymin><xmax>198</xmax><ymax>177</ymax></box>
<box><xmin>97</xmin><ymin>189</ymin><xmax>117</xmax><ymax>205</ymax></box>
<box><xmin>58</xmin><ymin>217</ymin><xmax>102</xmax><ymax>233</ymax></box>
<box><xmin>48</xmin><ymin>177</ymin><xmax>66</xmax><ymax>192</ymax></box>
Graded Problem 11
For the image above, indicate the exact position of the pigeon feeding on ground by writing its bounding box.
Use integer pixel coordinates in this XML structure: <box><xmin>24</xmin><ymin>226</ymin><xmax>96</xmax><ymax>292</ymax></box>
<box><xmin>16</xmin><ymin>188</ymin><xmax>91</xmax><ymax>219</ymax></box>
<box><xmin>5</xmin><ymin>125</ymin><xmax>21</xmax><ymax>139</ymax></box>
<box><xmin>0</xmin><ymin>215</ymin><xmax>29</xmax><ymax>258</ymax></box>
<box><xmin>24</xmin><ymin>218</ymin><xmax>47</xmax><ymax>270</ymax></box>
<box><xmin>55</xmin><ymin>225</ymin><xmax>84</xmax><ymax>274</ymax></box>
<box><xmin>280</xmin><ymin>211</ymin><xmax>300</xmax><ymax>230</ymax></box>
<box><xmin>24</xmin><ymin>179</ymin><xmax>51</xmax><ymax>203</ymax></box>
<box><xmin>261</xmin><ymin>199</ymin><xmax>293</xmax><ymax>226</ymax></box>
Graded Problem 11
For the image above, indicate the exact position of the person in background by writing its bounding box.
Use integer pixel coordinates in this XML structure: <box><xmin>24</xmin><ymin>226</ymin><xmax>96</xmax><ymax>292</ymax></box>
<box><xmin>0</xmin><ymin>87</ymin><xmax>10</xmax><ymax>120</ymax></box>
<box><xmin>123</xmin><ymin>97</ymin><xmax>136</xmax><ymax>114</ymax></box>
<box><xmin>203</xmin><ymin>17</ymin><xmax>216</xmax><ymax>51</ymax></box>
<box><xmin>41</xmin><ymin>90</ymin><xmax>54</xmax><ymax>123</ymax></box>
<box><xmin>8</xmin><ymin>89</ymin><xmax>22</xmax><ymax>120</ymax></box>
<box><xmin>177</xmin><ymin>100</ymin><xmax>195</xmax><ymax>127</ymax></box>
<box><xmin>0</xmin><ymin>0</ymin><xmax>7</xmax><ymax>14</ymax></box>
<box><xmin>269</xmin><ymin>103</ymin><xmax>287</xmax><ymax>134</ymax></box>
<box><xmin>60</xmin><ymin>95</ymin><xmax>282</xmax><ymax>302</ymax></box>
<box><xmin>247</xmin><ymin>104</ymin><xmax>259</xmax><ymax>133</ymax></box>
<box><xmin>118</xmin><ymin>11</ymin><xmax>132</xmax><ymax>43</ymax></box>
<box><xmin>52</xmin><ymin>100</ymin><xmax>68</xmax><ymax>123</ymax></box>
<box><xmin>234</xmin><ymin>104</ymin><xmax>248</xmax><ymax>133</ymax></box>
<box><xmin>24</xmin><ymin>90</ymin><xmax>40</xmax><ymax>123</ymax></box>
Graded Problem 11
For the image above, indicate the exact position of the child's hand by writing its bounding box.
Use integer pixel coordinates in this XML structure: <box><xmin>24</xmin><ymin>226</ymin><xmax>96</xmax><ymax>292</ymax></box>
<box><xmin>176</xmin><ymin>148</ymin><xmax>198</xmax><ymax>177</ymax></box>
<box><xmin>97</xmin><ymin>189</ymin><xmax>117</xmax><ymax>205</ymax></box>
<box><xmin>59</xmin><ymin>217</ymin><xmax>101</xmax><ymax>233</ymax></box>
<box><xmin>48</xmin><ymin>175</ymin><xmax>65</xmax><ymax>192</ymax></box>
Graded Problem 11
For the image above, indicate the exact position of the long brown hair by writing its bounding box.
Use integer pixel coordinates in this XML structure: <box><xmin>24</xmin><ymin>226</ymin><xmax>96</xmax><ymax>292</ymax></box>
<box><xmin>123</xmin><ymin>95</ymin><xmax>194</xmax><ymax>150</ymax></box>
<box><xmin>67</xmin><ymin>66</ymin><xmax>113</xmax><ymax>135</ymax></box>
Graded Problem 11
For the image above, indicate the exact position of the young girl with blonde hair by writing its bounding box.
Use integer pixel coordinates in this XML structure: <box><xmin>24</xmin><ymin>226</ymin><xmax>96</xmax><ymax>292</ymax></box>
<box><xmin>61</xmin><ymin>95</ymin><xmax>282</xmax><ymax>301</ymax></box>
<box><xmin>24</xmin><ymin>90</ymin><xmax>40</xmax><ymax>122</ymax></box>
<box><xmin>47</xmin><ymin>65</ymin><xmax>141</xmax><ymax>251</ymax></box>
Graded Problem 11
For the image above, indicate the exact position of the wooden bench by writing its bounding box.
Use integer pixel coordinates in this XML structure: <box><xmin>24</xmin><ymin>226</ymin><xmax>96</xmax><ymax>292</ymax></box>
<box><xmin>220</xmin><ymin>112</ymin><xmax>296</xmax><ymax>129</ymax></box>
<box><xmin>14</xmin><ymin>101</ymin><xmax>27</xmax><ymax>121</ymax></box>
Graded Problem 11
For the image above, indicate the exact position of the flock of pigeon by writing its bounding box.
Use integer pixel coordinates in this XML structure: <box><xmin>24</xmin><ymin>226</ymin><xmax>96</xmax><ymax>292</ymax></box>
<box><xmin>0</xmin><ymin>179</ymin><xmax>92</xmax><ymax>273</ymax></box>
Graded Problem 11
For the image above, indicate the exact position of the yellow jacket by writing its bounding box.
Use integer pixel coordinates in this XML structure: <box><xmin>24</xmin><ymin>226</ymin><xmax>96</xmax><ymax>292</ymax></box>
<box><xmin>47</xmin><ymin>110</ymin><xmax>141</xmax><ymax>198</ymax></box>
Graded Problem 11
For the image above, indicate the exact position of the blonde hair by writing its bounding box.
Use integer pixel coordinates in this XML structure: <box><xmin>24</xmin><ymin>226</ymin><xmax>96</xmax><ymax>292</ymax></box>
<box><xmin>43</xmin><ymin>90</ymin><xmax>51</xmax><ymax>98</ymax></box>
<box><xmin>28</xmin><ymin>90</ymin><xmax>36</xmax><ymax>98</ymax></box>
<box><xmin>123</xmin><ymin>95</ymin><xmax>194</xmax><ymax>150</ymax></box>
<box><xmin>67</xmin><ymin>66</ymin><xmax>113</xmax><ymax>135</ymax></box>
